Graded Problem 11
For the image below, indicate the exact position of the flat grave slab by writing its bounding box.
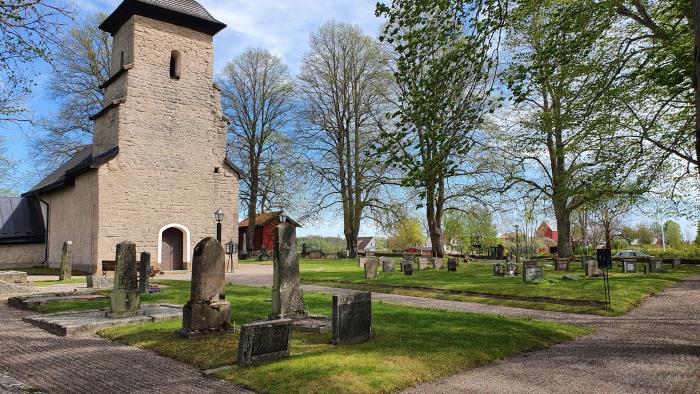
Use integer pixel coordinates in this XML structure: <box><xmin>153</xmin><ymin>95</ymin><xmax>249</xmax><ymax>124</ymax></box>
<box><xmin>8</xmin><ymin>292</ymin><xmax>107</xmax><ymax>310</ymax></box>
<box><xmin>291</xmin><ymin>315</ymin><xmax>332</xmax><ymax>334</ymax></box>
<box><xmin>0</xmin><ymin>271</ymin><xmax>27</xmax><ymax>285</ymax></box>
<box><xmin>23</xmin><ymin>304</ymin><xmax>182</xmax><ymax>337</ymax></box>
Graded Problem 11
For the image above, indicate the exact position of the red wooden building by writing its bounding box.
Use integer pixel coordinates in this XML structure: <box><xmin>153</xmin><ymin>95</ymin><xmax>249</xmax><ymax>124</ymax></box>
<box><xmin>238</xmin><ymin>211</ymin><xmax>300</xmax><ymax>252</ymax></box>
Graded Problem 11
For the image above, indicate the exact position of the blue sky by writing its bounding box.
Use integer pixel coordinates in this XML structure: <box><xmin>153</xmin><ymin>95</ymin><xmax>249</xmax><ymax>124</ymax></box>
<box><xmin>1</xmin><ymin>0</ymin><xmax>385</xmax><ymax>238</ymax></box>
<box><xmin>1</xmin><ymin>0</ymin><xmax>697</xmax><ymax>240</ymax></box>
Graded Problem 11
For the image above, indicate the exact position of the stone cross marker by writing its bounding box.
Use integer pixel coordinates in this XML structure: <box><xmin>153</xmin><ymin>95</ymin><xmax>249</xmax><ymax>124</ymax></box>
<box><xmin>178</xmin><ymin>237</ymin><xmax>230</xmax><ymax>337</ymax></box>
<box><xmin>331</xmin><ymin>291</ymin><xmax>372</xmax><ymax>345</ymax></box>
<box><xmin>271</xmin><ymin>222</ymin><xmax>306</xmax><ymax>320</ymax></box>
<box><xmin>59</xmin><ymin>241</ymin><xmax>73</xmax><ymax>281</ymax></box>
<box><xmin>108</xmin><ymin>241</ymin><xmax>140</xmax><ymax>318</ymax></box>
<box><xmin>138</xmin><ymin>252</ymin><xmax>151</xmax><ymax>293</ymax></box>
<box><xmin>381</xmin><ymin>258</ymin><xmax>395</xmax><ymax>273</ymax></box>
<box><xmin>364</xmin><ymin>257</ymin><xmax>378</xmax><ymax>279</ymax></box>
<box><xmin>237</xmin><ymin>318</ymin><xmax>293</xmax><ymax>366</ymax></box>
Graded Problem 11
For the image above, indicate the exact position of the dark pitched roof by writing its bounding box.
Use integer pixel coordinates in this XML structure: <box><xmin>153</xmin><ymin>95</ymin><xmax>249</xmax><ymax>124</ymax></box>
<box><xmin>23</xmin><ymin>146</ymin><xmax>119</xmax><ymax>197</ymax></box>
<box><xmin>239</xmin><ymin>211</ymin><xmax>301</xmax><ymax>228</ymax></box>
<box><xmin>224</xmin><ymin>158</ymin><xmax>246</xmax><ymax>180</ymax></box>
<box><xmin>0</xmin><ymin>197</ymin><xmax>45</xmax><ymax>244</ymax></box>
<box><xmin>100</xmin><ymin>0</ymin><xmax>227</xmax><ymax>36</ymax></box>
<box><xmin>357</xmin><ymin>237</ymin><xmax>374</xmax><ymax>251</ymax></box>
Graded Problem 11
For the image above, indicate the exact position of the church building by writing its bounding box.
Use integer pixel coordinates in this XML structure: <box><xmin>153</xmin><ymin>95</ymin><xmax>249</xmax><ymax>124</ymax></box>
<box><xmin>0</xmin><ymin>0</ymin><xmax>242</xmax><ymax>273</ymax></box>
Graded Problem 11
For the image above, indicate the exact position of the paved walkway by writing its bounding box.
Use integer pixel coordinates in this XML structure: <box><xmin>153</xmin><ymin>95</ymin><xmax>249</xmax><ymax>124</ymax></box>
<box><xmin>0</xmin><ymin>300</ymin><xmax>250</xmax><ymax>394</ymax></box>
<box><xmin>3</xmin><ymin>265</ymin><xmax>698</xmax><ymax>393</ymax></box>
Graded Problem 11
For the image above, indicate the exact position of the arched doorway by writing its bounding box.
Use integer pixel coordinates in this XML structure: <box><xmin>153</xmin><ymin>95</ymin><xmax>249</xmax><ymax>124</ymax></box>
<box><xmin>161</xmin><ymin>227</ymin><xmax>184</xmax><ymax>270</ymax></box>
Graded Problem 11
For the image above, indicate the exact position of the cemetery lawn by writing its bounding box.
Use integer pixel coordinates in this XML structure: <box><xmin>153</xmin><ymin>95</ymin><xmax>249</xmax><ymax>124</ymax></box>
<box><xmin>38</xmin><ymin>280</ymin><xmax>590</xmax><ymax>394</ymax></box>
<box><xmin>298</xmin><ymin>260</ymin><xmax>700</xmax><ymax>316</ymax></box>
<box><xmin>0</xmin><ymin>267</ymin><xmax>89</xmax><ymax>276</ymax></box>
<box><xmin>31</xmin><ymin>278</ymin><xmax>86</xmax><ymax>286</ymax></box>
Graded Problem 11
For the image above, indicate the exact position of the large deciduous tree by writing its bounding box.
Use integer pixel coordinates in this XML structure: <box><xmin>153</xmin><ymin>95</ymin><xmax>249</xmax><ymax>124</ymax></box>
<box><xmin>375</xmin><ymin>0</ymin><xmax>505</xmax><ymax>257</ymax></box>
<box><xmin>219</xmin><ymin>48</ymin><xmax>294</xmax><ymax>253</ymax></box>
<box><xmin>297</xmin><ymin>21</ymin><xmax>393</xmax><ymax>258</ymax></box>
<box><xmin>500</xmin><ymin>0</ymin><xmax>650</xmax><ymax>257</ymax></box>
<box><xmin>387</xmin><ymin>216</ymin><xmax>426</xmax><ymax>252</ymax></box>
<box><xmin>33</xmin><ymin>13</ymin><xmax>111</xmax><ymax>171</ymax></box>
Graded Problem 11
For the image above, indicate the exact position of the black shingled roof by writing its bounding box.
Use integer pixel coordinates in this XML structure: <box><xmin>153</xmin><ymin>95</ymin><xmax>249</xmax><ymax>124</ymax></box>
<box><xmin>0</xmin><ymin>197</ymin><xmax>45</xmax><ymax>244</ymax></box>
<box><xmin>100</xmin><ymin>0</ymin><xmax>227</xmax><ymax>36</ymax></box>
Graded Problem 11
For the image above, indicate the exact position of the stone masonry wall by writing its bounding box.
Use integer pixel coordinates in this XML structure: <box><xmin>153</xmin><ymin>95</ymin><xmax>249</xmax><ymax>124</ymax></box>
<box><xmin>41</xmin><ymin>171</ymin><xmax>98</xmax><ymax>272</ymax></box>
<box><xmin>0</xmin><ymin>244</ymin><xmax>45</xmax><ymax>268</ymax></box>
<box><xmin>94</xmin><ymin>15</ymin><xmax>239</xmax><ymax>271</ymax></box>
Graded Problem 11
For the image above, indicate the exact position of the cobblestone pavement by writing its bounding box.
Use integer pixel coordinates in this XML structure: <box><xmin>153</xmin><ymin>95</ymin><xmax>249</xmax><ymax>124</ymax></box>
<box><xmin>0</xmin><ymin>301</ymin><xmax>251</xmax><ymax>394</ymax></box>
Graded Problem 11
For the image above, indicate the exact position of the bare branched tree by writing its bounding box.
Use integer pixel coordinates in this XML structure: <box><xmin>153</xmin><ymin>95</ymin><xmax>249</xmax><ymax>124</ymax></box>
<box><xmin>297</xmin><ymin>21</ymin><xmax>394</xmax><ymax>258</ymax></box>
<box><xmin>0</xmin><ymin>0</ymin><xmax>73</xmax><ymax>124</ymax></box>
<box><xmin>219</xmin><ymin>48</ymin><xmax>294</xmax><ymax>252</ymax></box>
<box><xmin>33</xmin><ymin>12</ymin><xmax>111</xmax><ymax>172</ymax></box>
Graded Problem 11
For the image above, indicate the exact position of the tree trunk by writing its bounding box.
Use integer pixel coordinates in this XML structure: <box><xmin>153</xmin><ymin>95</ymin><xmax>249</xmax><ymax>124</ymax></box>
<box><xmin>426</xmin><ymin>184</ymin><xmax>445</xmax><ymax>258</ymax></box>
<box><xmin>553</xmin><ymin>202</ymin><xmax>572</xmax><ymax>258</ymax></box>
<box><xmin>346</xmin><ymin>230</ymin><xmax>358</xmax><ymax>258</ymax></box>
<box><xmin>246</xmin><ymin>167</ymin><xmax>259</xmax><ymax>252</ymax></box>
<box><xmin>694</xmin><ymin>0</ymin><xmax>700</xmax><ymax>175</ymax></box>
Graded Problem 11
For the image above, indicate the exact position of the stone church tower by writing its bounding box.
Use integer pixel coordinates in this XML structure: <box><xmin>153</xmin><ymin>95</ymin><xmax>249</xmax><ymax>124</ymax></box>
<box><xmin>19</xmin><ymin>0</ymin><xmax>242</xmax><ymax>273</ymax></box>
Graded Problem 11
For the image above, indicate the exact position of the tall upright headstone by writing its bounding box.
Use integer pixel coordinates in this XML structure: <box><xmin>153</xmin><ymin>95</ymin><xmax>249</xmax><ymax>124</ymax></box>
<box><xmin>271</xmin><ymin>222</ymin><xmax>306</xmax><ymax>320</ymax></box>
<box><xmin>108</xmin><ymin>241</ymin><xmax>140</xmax><ymax>318</ymax></box>
<box><xmin>138</xmin><ymin>252</ymin><xmax>151</xmax><ymax>293</ymax></box>
<box><xmin>364</xmin><ymin>257</ymin><xmax>378</xmax><ymax>279</ymax></box>
<box><xmin>59</xmin><ymin>241</ymin><xmax>73</xmax><ymax>281</ymax></box>
<box><xmin>178</xmin><ymin>237</ymin><xmax>231</xmax><ymax>337</ymax></box>
<box><xmin>418</xmin><ymin>256</ymin><xmax>429</xmax><ymax>270</ymax></box>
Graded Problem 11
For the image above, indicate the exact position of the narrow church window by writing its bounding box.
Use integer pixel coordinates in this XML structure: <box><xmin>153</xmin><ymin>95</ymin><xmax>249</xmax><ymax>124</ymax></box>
<box><xmin>170</xmin><ymin>50</ymin><xmax>181</xmax><ymax>79</ymax></box>
<box><xmin>120</xmin><ymin>51</ymin><xmax>124</xmax><ymax>69</ymax></box>
<box><xmin>214</xmin><ymin>167</ymin><xmax>221</xmax><ymax>174</ymax></box>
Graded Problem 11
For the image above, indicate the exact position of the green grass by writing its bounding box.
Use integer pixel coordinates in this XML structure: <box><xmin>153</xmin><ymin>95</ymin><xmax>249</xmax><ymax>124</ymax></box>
<box><xmin>297</xmin><ymin>259</ymin><xmax>700</xmax><ymax>316</ymax></box>
<box><xmin>40</xmin><ymin>280</ymin><xmax>590</xmax><ymax>394</ymax></box>
<box><xmin>31</xmin><ymin>278</ymin><xmax>86</xmax><ymax>287</ymax></box>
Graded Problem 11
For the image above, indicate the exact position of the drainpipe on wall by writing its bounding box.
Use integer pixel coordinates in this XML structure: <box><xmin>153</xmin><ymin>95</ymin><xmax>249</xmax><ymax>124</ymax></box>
<box><xmin>38</xmin><ymin>198</ymin><xmax>50</xmax><ymax>267</ymax></box>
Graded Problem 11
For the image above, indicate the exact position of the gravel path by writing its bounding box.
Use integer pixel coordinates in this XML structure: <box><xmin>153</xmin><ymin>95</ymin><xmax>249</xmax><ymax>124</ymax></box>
<box><xmin>402</xmin><ymin>276</ymin><xmax>700</xmax><ymax>394</ymax></box>
<box><xmin>0</xmin><ymin>300</ymin><xmax>251</xmax><ymax>394</ymax></box>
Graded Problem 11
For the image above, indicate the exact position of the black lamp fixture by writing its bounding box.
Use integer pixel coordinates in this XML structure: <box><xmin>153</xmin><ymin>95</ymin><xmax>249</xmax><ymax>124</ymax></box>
<box><xmin>214</xmin><ymin>208</ymin><xmax>224</xmax><ymax>242</ymax></box>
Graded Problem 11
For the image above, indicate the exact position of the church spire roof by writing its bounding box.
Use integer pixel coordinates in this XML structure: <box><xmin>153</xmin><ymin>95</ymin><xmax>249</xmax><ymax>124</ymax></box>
<box><xmin>100</xmin><ymin>0</ymin><xmax>226</xmax><ymax>36</ymax></box>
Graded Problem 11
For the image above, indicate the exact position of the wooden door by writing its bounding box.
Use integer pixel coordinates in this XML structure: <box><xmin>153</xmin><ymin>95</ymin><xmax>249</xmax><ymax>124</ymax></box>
<box><xmin>161</xmin><ymin>227</ymin><xmax>184</xmax><ymax>270</ymax></box>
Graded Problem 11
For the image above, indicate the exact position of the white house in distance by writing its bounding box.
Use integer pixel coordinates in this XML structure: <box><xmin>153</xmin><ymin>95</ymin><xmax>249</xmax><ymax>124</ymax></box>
<box><xmin>0</xmin><ymin>0</ymin><xmax>243</xmax><ymax>273</ymax></box>
<box><xmin>357</xmin><ymin>237</ymin><xmax>377</xmax><ymax>253</ymax></box>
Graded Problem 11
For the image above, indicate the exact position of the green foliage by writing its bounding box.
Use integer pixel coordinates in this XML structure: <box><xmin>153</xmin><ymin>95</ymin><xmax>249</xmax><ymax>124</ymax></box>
<box><xmin>297</xmin><ymin>236</ymin><xmax>346</xmax><ymax>253</ymax></box>
<box><xmin>375</xmin><ymin>0</ymin><xmax>506</xmax><ymax>256</ymax></box>
<box><xmin>636</xmin><ymin>224</ymin><xmax>655</xmax><ymax>245</ymax></box>
<box><xmin>696</xmin><ymin>221</ymin><xmax>700</xmax><ymax>246</ymax></box>
<box><xmin>386</xmin><ymin>217</ymin><xmax>426</xmax><ymax>251</ymax></box>
<box><xmin>443</xmin><ymin>209</ymin><xmax>498</xmax><ymax>254</ymax></box>
<box><xmin>663</xmin><ymin>220</ymin><xmax>684</xmax><ymax>248</ymax></box>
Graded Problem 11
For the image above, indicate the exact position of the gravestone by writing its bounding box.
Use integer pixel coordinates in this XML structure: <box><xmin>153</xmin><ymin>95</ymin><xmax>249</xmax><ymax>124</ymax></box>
<box><xmin>648</xmin><ymin>259</ymin><xmax>663</xmax><ymax>272</ymax></box>
<box><xmin>553</xmin><ymin>258</ymin><xmax>570</xmax><ymax>272</ymax></box>
<box><xmin>308</xmin><ymin>250</ymin><xmax>325</xmax><ymax>259</ymax></box>
<box><xmin>403</xmin><ymin>261</ymin><xmax>413</xmax><ymax>275</ymax></box>
<box><xmin>585</xmin><ymin>260</ymin><xmax>603</xmax><ymax>277</ymax></box>
<box><xmin>364</xmin><ymin>257</ymin><xmax>379</xmax><ymax>279</ymax></box>
<box><xmin>581</xmin><ymin>255</ymin><xmax>593</xmax><ymax>270</ymax></box>
<box><xmin>622</xmin><ymin>259</ymin><xmax>636</xmax><ymax>273</ymax></box>
<box><xmin>240</xmin><ymin>233</ymin><xmax>248</xmax><ymax>260</ymax></box>
<box><xmin>523</xmin><ymin>264</ymin><xmax>544</xmax><ymax>283</ymax></box>
<box><xmin>432</xmin><ymin>257</ymin><xmax>444</xmax><ymax>270</ymax></box>
<box><xmin>271</xmin><ymin>222</ymin><xmax>306</xmax><ymax>320</ymax></box>
<box><xmin>0</xmin><ymin>271</ymin><xmax>27</xmax><ymax>285</ymax></box>
<box><xmin>177</xmin><ymin>237</ymin><xmax>231</xmax><ymax>337</ymax></box>
<box><xmin>59</xmin><ymin>241</ymin><xmax>73</xmax><ymax>281</ymax></box>
<box><xmin>108</xmin><ymin>241</ymin><xmax>140</xmax><ymax>318</ymax></box>
<box><xmin>418</xmin><ymin>257</ymin><xmax>429</xmax><ymax>270</ymax></box>
<box><xmin>331</xmin><ymin>291</ymin><xmax>371</xmax><ymax>345</ymax></box>
<box><xmin>381</xmin><ymin>258</ymin><xmax>395</xmax><ymax>273</ymax></box>
<box><xmin>447</xmin><ymin>257</ymin><xmax>458</xmax><ymax>272</ymax></box>
<box><xmin>672</xmin><ymin>258</ymin><xmax>681</xmax><ymax>269</ymax></box>
<box><xmin>493</xmin><ymin>263</ymin><xmax>505</xmax><ymax>276</ymax></box>
<box><xmin>506</xmin><ymin>262</ymin><xmax>518</xmax><ymax>275</ymax></box>
<box><xmin>358</xmin><ymin>257</ymin><xmax>369</xmax><ymax>268</ymax></box>
<box><xmin>237</xmin><ymin>319</ymin><xmax>292</xmax><ymax>366</ymax></box>
<box><xmin>86</xmin><ymin>275</ymin><xmax>112</xmax><ymax>289</ymax></box>
<box><xmin>138</xmin><ymin>252</ymin><xmax>151</xmax><ymax>294</ymax></box>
